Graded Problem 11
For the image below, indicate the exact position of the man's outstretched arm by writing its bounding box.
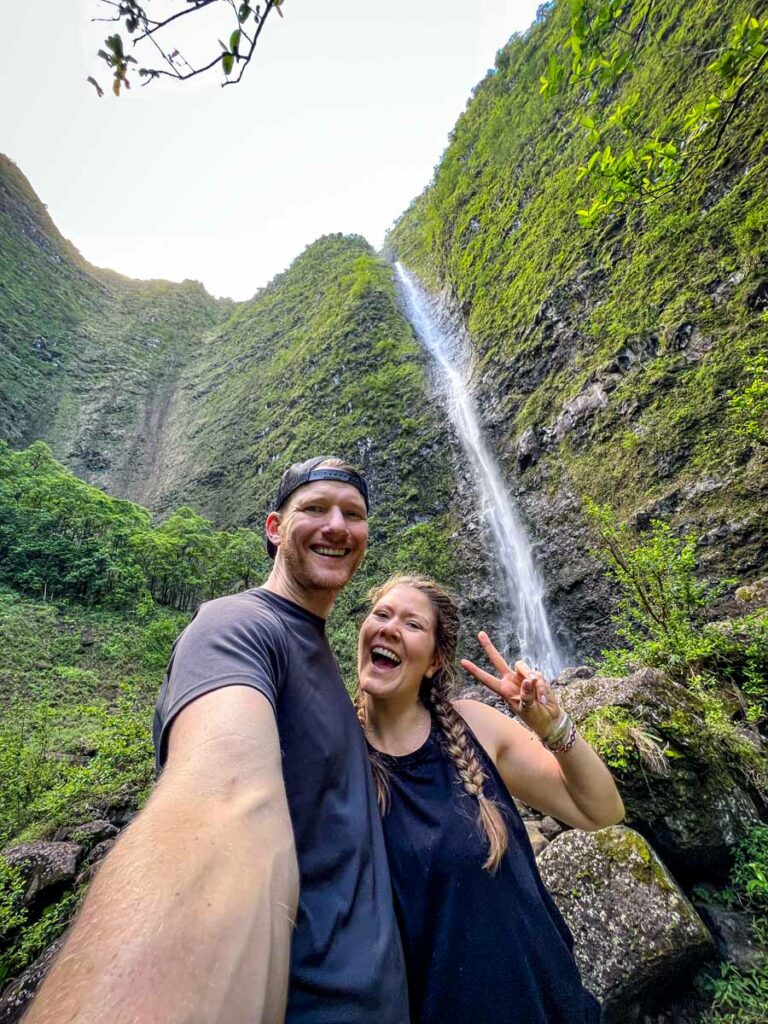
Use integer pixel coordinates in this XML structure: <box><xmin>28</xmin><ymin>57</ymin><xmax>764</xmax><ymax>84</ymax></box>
<box><xmin>25</xmin><ymin>686</ymin><xmax>299</xmax><ymax>1024</ymax></box>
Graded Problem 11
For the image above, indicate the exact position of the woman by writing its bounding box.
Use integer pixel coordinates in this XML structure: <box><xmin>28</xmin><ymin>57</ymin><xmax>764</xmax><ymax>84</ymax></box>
<box><xmin>356</xmin><ymin>574</ymin><xmax>624</xmax><ymax>1024</ymax></box>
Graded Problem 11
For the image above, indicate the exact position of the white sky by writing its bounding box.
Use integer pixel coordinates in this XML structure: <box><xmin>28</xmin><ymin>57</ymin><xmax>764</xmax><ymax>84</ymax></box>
<box><xmin>1</xmin><ymin>1</ymin><xmax>539</xmax><ymax>300</ymax></box>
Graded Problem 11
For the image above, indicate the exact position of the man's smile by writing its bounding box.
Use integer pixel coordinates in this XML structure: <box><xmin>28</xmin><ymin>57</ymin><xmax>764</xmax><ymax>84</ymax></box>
<box><xmin>311</xmin><ymin>545</ymin><xmax>350</xmax><ymax>558</ymax></box>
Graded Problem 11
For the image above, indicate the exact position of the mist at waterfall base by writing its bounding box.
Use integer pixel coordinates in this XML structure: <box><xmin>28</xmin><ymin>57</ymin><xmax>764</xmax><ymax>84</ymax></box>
<box><xmin>395</xmin><ymin>264</ymin><xmax>567</xmax><ymax>679</ymax></box>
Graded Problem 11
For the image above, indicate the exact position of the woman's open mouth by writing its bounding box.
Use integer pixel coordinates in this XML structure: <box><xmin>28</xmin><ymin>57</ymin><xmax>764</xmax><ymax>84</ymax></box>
<box><xmin>370</xmin><ymin>645</ymin><xmax>401</xmax><ymax>670</ymax></box>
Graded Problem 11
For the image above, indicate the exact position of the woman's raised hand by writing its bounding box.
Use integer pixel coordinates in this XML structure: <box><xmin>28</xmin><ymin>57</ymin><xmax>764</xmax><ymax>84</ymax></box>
<box><xmin>460</xmin><ymin>632</ymin><xmax>562</xmax><ymax>740</ymax></box>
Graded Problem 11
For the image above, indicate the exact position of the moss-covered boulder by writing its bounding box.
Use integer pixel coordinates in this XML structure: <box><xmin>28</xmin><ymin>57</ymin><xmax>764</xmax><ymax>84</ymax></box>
<box><xmin>538</xmin><ymin>826</ymin><xmax>713</xmax><ymax>1021</ymax></box>
<box><xmin>559</xmin><ymin>668</ymin><xmax>761</xmax><ymax>873</ymax></box>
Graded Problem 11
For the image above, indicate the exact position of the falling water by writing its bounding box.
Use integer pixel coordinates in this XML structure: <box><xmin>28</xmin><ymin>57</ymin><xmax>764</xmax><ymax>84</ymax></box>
<box><xmin>395</xmin><ymin>263</ymin><xmax>566</xmax><ymax>678</ymax></box>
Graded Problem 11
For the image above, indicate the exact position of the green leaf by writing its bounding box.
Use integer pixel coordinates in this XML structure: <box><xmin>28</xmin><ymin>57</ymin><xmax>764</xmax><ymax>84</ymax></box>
<box><xmin>222</xmin><ymin>52</ymin><xmax>234</xmax><ymax>75</ymax></box>
<box><xmin>230</xmin><ymin>29</ymin><xmax>241</xmax><ymax>53</ymax></box>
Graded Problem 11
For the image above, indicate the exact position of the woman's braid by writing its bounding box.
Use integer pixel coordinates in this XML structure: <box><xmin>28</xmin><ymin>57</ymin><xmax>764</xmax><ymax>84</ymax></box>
<box><xmin>430</xmin><ymin>670</ymin><xmax>509</xmax><ymax>872</ymax></box>
<box><xmin>359</xmin><ymin>574</ymin><xmax>509</xmax><ymax>872</ymax></box>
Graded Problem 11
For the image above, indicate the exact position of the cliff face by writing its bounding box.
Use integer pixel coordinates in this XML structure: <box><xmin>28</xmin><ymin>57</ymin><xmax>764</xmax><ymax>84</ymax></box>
<box><xmin>388</xmin><ymin>0</ymin><xmax>768</xmax><ymax>656</ymax></box>
<box><xmin>0</xmin><ymin>155</ymin><xmax>231</xmax><ymax>497</ymax></box>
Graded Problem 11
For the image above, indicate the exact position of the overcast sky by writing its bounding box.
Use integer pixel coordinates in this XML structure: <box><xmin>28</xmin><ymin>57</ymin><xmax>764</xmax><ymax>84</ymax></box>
<box><xmin>2</xmin><ymin>1</ymin><xmax>539</xmax><ymax>300</ymax></box>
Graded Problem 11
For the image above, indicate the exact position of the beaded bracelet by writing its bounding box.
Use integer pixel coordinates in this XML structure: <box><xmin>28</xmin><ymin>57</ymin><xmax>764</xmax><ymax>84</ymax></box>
<box><xmin>540</xmin><ymin>712</ymin><xmax>578</xmax><ymax>754</ymax></box>
<box><xmin>546</xmin><ymin>721</ymin><xmax>577</xmax><ymax>754</ymax></box>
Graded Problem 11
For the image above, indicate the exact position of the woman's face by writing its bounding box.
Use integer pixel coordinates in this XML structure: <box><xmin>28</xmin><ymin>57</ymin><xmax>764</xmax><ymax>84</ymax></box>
<box><xmin>357</xmin><ymin>584</ymin><xmax>440</xmax><ymax>701</ymax></box>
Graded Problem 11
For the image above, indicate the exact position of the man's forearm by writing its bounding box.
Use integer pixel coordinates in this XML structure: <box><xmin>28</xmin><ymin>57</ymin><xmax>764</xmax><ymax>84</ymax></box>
<box><xmin>24</xmin><ymin>770</ymin><xmax>299</xmax><ymax>1024</ymax></box>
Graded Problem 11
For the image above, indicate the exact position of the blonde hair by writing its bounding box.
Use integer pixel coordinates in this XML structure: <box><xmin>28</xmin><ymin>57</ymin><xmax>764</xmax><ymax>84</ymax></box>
<box><xmin>356</xmin><ymin>574</ymin><xmax>509</xmax><ymax>873</ymax></box>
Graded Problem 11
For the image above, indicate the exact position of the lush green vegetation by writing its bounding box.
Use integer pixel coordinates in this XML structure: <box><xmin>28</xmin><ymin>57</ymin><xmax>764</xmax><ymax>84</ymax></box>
<box><xmin>703</xmin><ymin>824</ymin><xmax>768</xmax><ymax>1024</ymax></box>
<box><xmin>388</xmin><ymin>0</ymin><xmax>768</xmax><ymax>593</ymax></box>
<box><xmin>0</xmin><ymin>154</ymin><xmax>230</xmax><ymax>488</ymax></box>
<box><xmin>539</xmin><ymin>3</ymin><xmax>768</xmax><ymax>226</ymax></box>
<box><xmin>587</xmin><ymin>504</ymin><xmax>768</xmax><ymax>730</ymax></box>
<box><xmin>0</xmin><ymin>441</ymin><xmax>270</xmax><ymax>613</ymax></box>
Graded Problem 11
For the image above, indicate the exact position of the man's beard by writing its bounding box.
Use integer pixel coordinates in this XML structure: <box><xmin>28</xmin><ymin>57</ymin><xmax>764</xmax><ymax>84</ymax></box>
<box><xmin>280</xmin><ymin>538</ymin><xmax>357</xmax><ymax>593</ymax></box>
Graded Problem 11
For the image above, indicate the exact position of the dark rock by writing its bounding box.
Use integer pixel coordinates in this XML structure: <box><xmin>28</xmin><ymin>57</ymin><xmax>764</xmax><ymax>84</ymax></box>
<box><xmin>553</xmin><ymin>383</ymin><xmax>608</xmax><ymax>441</ymax></box>
<box><xmin>670</xmin><ymin>322</ymin><xmax>694</xmax><ymax>351</ymax></box>
<box><xmin>538</xmin><ymin>826</ymin><xmax>713</xmax><ymax>1021</ymax></box>
<box><xmin>539</xmin><ymin>815</ymin><xmax>566</xmax><ymax>841</ymax></box>
<box><xmin>695</xmin><ymin>904</ymin><xmax>765</xmax><ymax>971</ymax></box>
<box><xmin>83</xmin><ymin>838</ymin><xmax>117</xmax><ymax>867</ymax></box>
<box><xmin>516</xmin><ymin>427</ymin><xmax>541</xmax><ymax>471</ymax></box>
<box><xmin>555</xmin><ymin>665</ymin><xmax>596</xmax><ymax>685</ymax></box>
<box><xmin>1</xmin><ymin>842</ymin><xmax>83</xmax><ymax>908</ymax></box>
<box><xmin>746</xmin><ymin>280</ymin><xmax>768</xmax><ymax>312</ymax></box>
<box><xmin>710</xmin><ymin>270</ymin><xmax>744</xmax><ymax>306</ymax></box>
<box><xmin>85</xmin><ymin>788</ymin><xmax>140</xmax><ymax>828</ymax></box>
<box><xmin>53</xmin><ymin>820</ymin><xmax>118</xmax><ymax>851</ymax></box>
<box><xmin>0</xmin><ymin>937</ymin><xmax>64</xmax><ymax>1024</ymax></box>
<box><xmin>561</xmin><ymin>669</ymin><xmax>761</xmax><ymax>872</ymax></box>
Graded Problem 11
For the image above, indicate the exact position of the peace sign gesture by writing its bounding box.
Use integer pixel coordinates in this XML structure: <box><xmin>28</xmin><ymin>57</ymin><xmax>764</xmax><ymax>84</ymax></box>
<box><xmin>460</xmin><ymin>632</ymin><xmax>563</xmax><ymax>740</ymax></box>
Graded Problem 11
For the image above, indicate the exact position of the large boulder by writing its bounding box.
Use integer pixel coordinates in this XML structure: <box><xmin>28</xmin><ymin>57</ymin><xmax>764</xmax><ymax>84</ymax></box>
<box><xmin>1</xmin><ymin>842</ymin><xmax>83</xmax><ymax>908</ymax></box>
<box><xmin>557</xmin><ymin>668</ymin><xmax>761</xmax><ymax>872</ymax></box>
<box><xmin>538</xmin><ymin>826</ymin><xmax>713</xmax><ymax>1022</ymax></box>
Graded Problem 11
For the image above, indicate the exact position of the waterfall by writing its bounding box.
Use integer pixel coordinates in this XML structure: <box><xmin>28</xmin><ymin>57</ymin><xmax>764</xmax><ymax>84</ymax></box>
<box><xmin>395</xmin><ymin>263</ymin><xmax>566</xmax><ymax>678</ymax></box>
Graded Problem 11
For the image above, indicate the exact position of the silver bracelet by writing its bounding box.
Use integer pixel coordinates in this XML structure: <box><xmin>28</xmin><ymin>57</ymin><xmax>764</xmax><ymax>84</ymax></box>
<box><xmin>540</xmin><ymin>711</ymin><xmax>576</xmax><ymax>752</ymax></box>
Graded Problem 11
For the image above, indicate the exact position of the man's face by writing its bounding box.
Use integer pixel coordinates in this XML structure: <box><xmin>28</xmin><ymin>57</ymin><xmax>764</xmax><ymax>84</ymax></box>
<box><xmin>269</xmin><ymin>481</ymin><xmax>369</xmax><ymax>595</ymax></box>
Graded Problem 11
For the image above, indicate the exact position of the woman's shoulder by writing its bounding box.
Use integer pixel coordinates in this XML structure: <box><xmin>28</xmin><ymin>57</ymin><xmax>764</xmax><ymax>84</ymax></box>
<box><xmin>452</xmin><ymin>697</ymin><xmax>529</xmax><ymax>765</ymax></box>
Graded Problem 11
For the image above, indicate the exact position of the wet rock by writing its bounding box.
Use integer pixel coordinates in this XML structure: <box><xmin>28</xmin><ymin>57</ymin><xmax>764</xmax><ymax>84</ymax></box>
<box><xmin>0</xmin><ymin>937</ymin><xmax>64</xmax><ymax>1024</ymax></box>
<box><xmin>538</xmin><ymin>826</ymin><xmax>713</xmax><ymax>1020</ymax></box>
<box><xmin>561</xmin><ymin>669</ymin><xmax>761</xmax><ymax>872</ymax></box>
<box><xmin>695</xmin><ymin>904</ymin><xmax>765</xmax><ymax>972</ymax></box>
<box><xmin>516</xmin><ymin>427</ymin><xmax>542</xmax><ymax>471</ymax></box>
<box><xmin>1</xmin><ymin>842</ymin><xmax>83</xmax><ymax>908</ymax></box>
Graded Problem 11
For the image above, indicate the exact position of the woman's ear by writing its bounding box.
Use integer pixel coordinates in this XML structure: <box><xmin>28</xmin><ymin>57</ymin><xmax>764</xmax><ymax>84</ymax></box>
<box><xmin>424</xmin><ymin>654</ymin><xmax>441</xmax><ymax>680</ymax></box>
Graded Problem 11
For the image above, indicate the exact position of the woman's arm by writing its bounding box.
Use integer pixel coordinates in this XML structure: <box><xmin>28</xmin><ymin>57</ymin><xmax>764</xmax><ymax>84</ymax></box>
<box><xmin>456</xmin><ymin>699</ymin><xmax>624</xmax><ymax>830</ymax></box>
<box><xmin>459</xmin><ymin>633</ymin><xmax>624</xmax><ymax>831</ymax></box>
<box><xmin>24</xmin><ymin>686</ymin><xmax>299</xmax><ymax>1024</ymax></box>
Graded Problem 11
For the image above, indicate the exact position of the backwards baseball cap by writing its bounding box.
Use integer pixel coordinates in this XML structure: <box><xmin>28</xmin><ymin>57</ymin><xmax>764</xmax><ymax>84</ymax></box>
<box><xmin>266</xmin><ymin>456</ymin><xmax>370</xmax><ymax>559</ymax></box>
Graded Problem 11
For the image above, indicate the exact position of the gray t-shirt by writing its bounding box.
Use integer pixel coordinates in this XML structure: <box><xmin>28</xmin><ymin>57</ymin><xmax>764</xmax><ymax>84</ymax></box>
<box><xmin>153</xmin><ymin>588</ymin><xmax>408</xmax><ymax>1024</ymax></box>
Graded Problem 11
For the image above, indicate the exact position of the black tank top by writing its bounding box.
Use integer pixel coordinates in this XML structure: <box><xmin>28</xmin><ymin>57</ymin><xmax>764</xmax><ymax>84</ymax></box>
<box><xmin>375</xmin><ymin>716</ymin><xmax>601</xmax><ymax>1024</ymax></box>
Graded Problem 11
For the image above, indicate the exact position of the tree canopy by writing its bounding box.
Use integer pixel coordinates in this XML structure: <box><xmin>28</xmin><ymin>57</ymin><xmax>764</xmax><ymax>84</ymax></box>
<box><xmin>0</xmin><ymin>442</ymin><xmax>269</xmax><ymax>612</ymax></box>
<box><xmin>90</xmin><ymin>0</ymin><xmax>285</xmax><ymax>96</ymax></box>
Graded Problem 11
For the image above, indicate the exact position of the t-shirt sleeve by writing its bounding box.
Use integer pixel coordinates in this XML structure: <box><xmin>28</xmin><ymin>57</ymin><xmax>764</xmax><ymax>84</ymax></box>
<box><xmin>153</xmin><ymin>596</ymin><xmax>288</xmax><ymax>770</ymax></box>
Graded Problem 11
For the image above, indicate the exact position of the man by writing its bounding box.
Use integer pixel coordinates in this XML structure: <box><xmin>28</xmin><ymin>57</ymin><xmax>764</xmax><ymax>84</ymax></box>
<box><xmin>25</xmin><ymin>456</ymin><xmax>408</xmax><ymax>1024</ymax></box>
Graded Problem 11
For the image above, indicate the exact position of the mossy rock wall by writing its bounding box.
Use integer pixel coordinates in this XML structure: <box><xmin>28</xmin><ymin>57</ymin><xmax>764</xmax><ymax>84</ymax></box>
<box><xmin>388</xmin><ymin>0</ymin><xmax>768</xmax><ymax>656</ymax></box>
